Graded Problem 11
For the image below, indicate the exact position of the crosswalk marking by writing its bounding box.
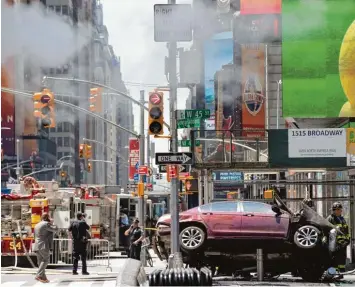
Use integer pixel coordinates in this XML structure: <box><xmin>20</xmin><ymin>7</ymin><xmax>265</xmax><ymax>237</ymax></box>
<box><xmin>101</xmin><ymin>280</ymin><xmax>116</xmax><ymax>287</ymax></box>
<box><xmin>32</xmin><ymin>282</ymin><xmax>59</xmax><ymax>287</ymax></box>
<box><xmin>1</xmin><ymin>281</ymin><xmax>27</xmax><ymax>287</ymax></box>
<box><xmin>68</xmin><ymin>281</ymin><xmax>96</xmax><ymax>287</ymax></box>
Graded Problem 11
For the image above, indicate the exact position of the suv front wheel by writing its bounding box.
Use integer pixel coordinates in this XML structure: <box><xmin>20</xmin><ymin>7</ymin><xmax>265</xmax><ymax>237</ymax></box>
<box><xmin>293</xmin><ymin>225</ymin><xmax>321</xmax><ymax>249</ymax></box>
<box><xmin>179</xmin><ymin>225</ymin><xmax>206</xmax><ymax>251</ymax></box>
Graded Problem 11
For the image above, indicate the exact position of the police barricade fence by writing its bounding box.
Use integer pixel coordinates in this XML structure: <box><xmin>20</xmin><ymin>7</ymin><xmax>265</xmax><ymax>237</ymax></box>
<box><xmin>49</xmin><ymin>238</ymin><xmax>111</xmax><ymax>271</ymax></box>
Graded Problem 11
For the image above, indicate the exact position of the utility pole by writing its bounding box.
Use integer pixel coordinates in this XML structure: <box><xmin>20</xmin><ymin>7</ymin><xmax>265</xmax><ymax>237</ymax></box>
<box><xmin>139</xmin><ymin>90</ymin><xmax>146</xmax><ymax>266</ymax></box>
<box><xmin>168</xmin><ymin>0</ymin><xmax>180</xmax><ymax>256</ymax></box>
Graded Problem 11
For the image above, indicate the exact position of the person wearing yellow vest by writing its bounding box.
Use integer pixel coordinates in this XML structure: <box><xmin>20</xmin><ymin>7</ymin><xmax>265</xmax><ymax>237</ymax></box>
<box><xmin>327</xmin><ymin>202</ymin><xmax>351</xmax><ymax>277</ymax></box>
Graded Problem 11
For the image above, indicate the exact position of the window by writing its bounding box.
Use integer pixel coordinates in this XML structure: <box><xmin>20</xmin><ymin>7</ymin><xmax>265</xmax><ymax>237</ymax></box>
<box><xmin>55</xmin><ymin>5</ymin><xmax>61</xmax><ymax>14</ymax></box>
<box><xmin>57</xmin><ymin>152</ymin><xmax>63</xmax><ymax>159</ymax></box>
<box><xmin>64</xmin><ymin>122</ymin><xmax>70</xmax><ymax>132</ymax></box>
<box><xmin>62</xmin><ymin>5</ymin><xmax>68</xmax><ymax>16</ymax></box>
<box><xmin>57</xmin><ymin>137</ymin><xmax>63</xmax><ymax>147</ymax></box>
<box><xmin>211</xmin><ymin>202</ymin><xmax>238</xmax><ymax>212</ymax></box>
<box><xmin>199</xmin><ymin>204</ymin><xmax>211</xmax><ymax>212</ymax></box>
<box><xmin>242</xmin><ymin>202</ymin><xmax>273</xmax><ymax>214</ymax></box>
<box><xmin>64</xmin><ymin>137</ymin><xmax>70</xmax><ymax>147</ymax></box>
<box><xmin>57</xmin><ymin>122</ymin><xmax>63</xmax><ymax>132</ymax></box>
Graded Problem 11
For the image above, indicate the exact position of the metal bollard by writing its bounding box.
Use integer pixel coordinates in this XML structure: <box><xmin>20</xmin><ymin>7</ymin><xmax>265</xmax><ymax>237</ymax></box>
<box><xmin>256</xmin><ymin>248</ymin><xmax>264</xmax><ymax>281</ymax></box>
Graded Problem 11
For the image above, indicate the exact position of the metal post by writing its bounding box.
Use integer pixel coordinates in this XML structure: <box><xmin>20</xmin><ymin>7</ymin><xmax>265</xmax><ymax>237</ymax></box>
<box><xmin>257</xmin><ymin>248</ymin><xmax>264</xmax><ymax>281</ymax></box>
<box><xmin>168</xmin><ymin>0</ymin><xmax>180</xmax><ymax>258</ymax></box>
<box><xmin>265</xmin><ymin>45</ymin><xmax>269</xmax><ymax>130</ymax></box>
<box><xmin>276</xmin><ymin>80</ymin><xmax>281</xmax><ymax>129</ymax></box>
<box><xmin>16</xmin><ymin>139</ymin><xmax>20</xmax><ymax>177</ymax></box>
<box><xmin>146</xmin><ymin>135</ymin><xmax>151</xmax><ymax>184</ymax></box>
<box><xmin>72</xmin><ymin>0</ymin><xmax>80</xmax><ymax>184</ymax></box>
<box><xmin>139</xmin><ymin>90</ymin><xmax>146</xmax><ymax>266</ymax></box>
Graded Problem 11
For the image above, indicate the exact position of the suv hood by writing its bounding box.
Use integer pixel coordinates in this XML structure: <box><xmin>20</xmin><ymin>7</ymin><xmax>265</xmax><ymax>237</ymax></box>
<box><xmin>301</xmin><ymin>203</ymin><xmax>337</xmax><ymax>230</ymax></box>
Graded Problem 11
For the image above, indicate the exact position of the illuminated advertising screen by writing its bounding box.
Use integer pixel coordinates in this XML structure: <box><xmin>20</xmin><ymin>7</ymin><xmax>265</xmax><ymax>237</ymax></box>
<box><xmin>204</xmin><ymin>32</ymin><xmax>233</xmax><ymax>130</ymax></box>
<box><xmin>282</xmin><ymin>0</ymin><xmax>355</xmax><ymax>118</ymax></box>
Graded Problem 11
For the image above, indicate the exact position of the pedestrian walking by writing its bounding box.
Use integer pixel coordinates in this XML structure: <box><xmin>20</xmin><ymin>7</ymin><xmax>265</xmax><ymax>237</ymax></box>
<box><xmin>68</xmin><ymin>212</ymin><xmax>90</xmax><ymax>275</ymax></box>
<box><xmin>327</xmin><ymin>202</ymin><xmax>351</xmax><ymax>278</ymax></box>
<box><xmin>124</xmin><ymin>218</ymin><xmax>143</xmax><ymax>260</ymax></box>
<box><xmin>33</xmin><ymin>213</ymin><xmax>58</xmax><ymax>283</ymax></box>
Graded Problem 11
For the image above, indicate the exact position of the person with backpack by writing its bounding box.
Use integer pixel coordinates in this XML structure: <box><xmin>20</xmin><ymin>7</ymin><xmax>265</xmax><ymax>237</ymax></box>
<box><xmin>68</xmin><ymin>212</ymin><xmax>90</xmax><ymax>275</ymax></box>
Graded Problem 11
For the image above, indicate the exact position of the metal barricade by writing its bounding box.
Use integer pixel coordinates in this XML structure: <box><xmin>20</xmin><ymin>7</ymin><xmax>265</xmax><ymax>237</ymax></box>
<box><xmin>49</xmin><ymin>238</ymin><xmax>112</xmax><ymax>271</ymax></box>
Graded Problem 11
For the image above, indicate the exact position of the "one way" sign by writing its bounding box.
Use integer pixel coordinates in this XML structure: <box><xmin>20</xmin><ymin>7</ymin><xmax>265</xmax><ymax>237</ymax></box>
<box><xmin>155</xmin><ymin>152</ymin><xmax>193</xmax><ymax>165</ymax></box>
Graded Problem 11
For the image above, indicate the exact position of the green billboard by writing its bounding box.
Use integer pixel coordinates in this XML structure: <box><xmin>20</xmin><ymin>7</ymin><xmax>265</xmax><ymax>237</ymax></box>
<box><xmin>282</xmin><ymin>0</ymin><xmax>355</xmax><ymax>118</ymax></box>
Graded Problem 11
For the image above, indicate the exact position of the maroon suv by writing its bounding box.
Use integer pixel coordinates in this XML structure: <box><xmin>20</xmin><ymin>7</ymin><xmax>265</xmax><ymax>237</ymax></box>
<box><xmin>154</xmin><ymin>199</ymin><xmax>337</xmax><ymax>281</ymax></box>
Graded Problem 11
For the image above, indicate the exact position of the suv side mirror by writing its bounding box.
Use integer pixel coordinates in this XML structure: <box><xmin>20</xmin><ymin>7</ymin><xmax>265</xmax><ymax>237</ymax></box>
<box><xmin>272</xmin><ymin>205</ymin><xmax>282</xmax><ymax>215</ymax></box>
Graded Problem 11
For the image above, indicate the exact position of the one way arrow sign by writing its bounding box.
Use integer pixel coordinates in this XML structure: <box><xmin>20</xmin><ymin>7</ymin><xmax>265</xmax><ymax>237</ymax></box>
<box><xmin>155</xmin><ymin>152</ymin><xmax>193</xmax><ymax>165</ymax></box>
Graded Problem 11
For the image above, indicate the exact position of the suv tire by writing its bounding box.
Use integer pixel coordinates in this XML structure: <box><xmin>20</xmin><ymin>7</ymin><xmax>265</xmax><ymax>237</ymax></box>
<box><xmin>294</xmin><ymin>225</ymin><xmax>321</xmax><ymax>249</ymax></box>
<box><xmin>179</xmin><ymin>225</ymin><xmax>206</xmax><ymax>251</ymax></box>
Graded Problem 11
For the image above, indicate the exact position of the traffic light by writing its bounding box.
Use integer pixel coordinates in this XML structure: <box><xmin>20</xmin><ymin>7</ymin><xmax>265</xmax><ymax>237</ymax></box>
<box><xmin>60</xmin><ymin>171</ymin><xmax>66</xmax><ymax>178</ymax></box>
<box><xmin>85</xmin><ymin>145</ymin><xmax>92</xmax><ymax>158</ymax></box>
<box><xmin>148</xmin><ymin>91</ymin><xmax>164</xmax><ymax>135</ymax></box>
<box><xmin>138</xmin><ymin>182</ymin><xmax>144</xmax><ymax>197</ymax></box>
<box><xmin>87</xmin><ymin>162</ymin><xmax>92</xmax><ymax>173</ymax></box>
<box><xmin>79</xmin><ymin>144</ymin><xmax>85</xmax><ymax>158</ymax></box>
<box><xmin>89</xmin><ymin>88</ymin><xmax>102</xmax><ymax>113</ymax></box>
<box><xmin>32</xmin><ymin>88</ymin><xmax>55</xmax><ymax>128</ymax></box>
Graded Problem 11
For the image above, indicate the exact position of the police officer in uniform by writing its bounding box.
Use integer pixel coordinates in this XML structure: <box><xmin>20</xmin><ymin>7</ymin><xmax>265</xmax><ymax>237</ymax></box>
<box><xmin>327</xmin><ymin>202</ymin><xmax>351</xmax><ymax>277</ymax></box>
<box><xmin>68</xmin><ymin>212</ymin><xmax>90</xmax><ymax>275</ymax></box>
<box><xmin>124</xmin><ymin>218</ymin><xmax>143</xmax><ymax>260</ymax></box>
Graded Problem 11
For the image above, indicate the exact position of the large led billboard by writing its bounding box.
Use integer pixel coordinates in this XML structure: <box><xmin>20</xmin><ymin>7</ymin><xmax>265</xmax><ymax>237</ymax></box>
<box><xmin>282</xmin><ymin>0</ymin><xmax>355</xmax><ymax>118</ymax></box>
<box><xmin>204</xmin><ymin>32</ymin><xmax>233</xmax><ymax>130</ymax></box>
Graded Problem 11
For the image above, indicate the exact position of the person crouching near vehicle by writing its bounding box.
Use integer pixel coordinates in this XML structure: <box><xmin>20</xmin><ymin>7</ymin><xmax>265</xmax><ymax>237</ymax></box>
<box><xmin>327</xmin><ymin>202</ymin><xmax>351</xmax><ymax>278</ymax></box>
<box><xmin>124</xmin><ymin>218</ymin><xmax>143</xmax><ymax>260</ymax></box>
<box><xmin>33</xmin><ymin>213</ymin><xmax>58</xmax><ymax>283</ymax></box>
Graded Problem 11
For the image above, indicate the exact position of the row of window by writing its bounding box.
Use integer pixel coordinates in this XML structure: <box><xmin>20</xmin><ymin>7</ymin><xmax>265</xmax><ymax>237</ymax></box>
<box><xmin>200</xmin><ymin>202</ymin><xmax>274</xmax><ymax>214</ymax></box>
<box><xmin>50</xmin><ymin>137</ymin><xmax>75</xmax><ymax>148</ymax></box>
<box><xmin>48</xmin><ymin>122</ymin><xmax>75</xmax><ymax>133</ymax></box>
<box><xmin>47</xmin><ymin>5</ymin><xmax>70</xmax><ymax>16</ymax></box>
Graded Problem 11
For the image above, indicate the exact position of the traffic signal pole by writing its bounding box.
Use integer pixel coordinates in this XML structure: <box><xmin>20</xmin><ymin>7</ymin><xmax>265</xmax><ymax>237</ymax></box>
<box><xmin>42</xmin><ymin>76</ymin><xmax>171</xmax><ymax>130</ymax></box>
<box><xmin>2</xmin><ymin>88</ymin><xmax>139</xmax><ymax>137</ymax></box>
<box><xmin>139</xmin><ymin>90</ymin><xmax>146</xmax><ymax>266</ymax></box>
<box><xmin>168</xmin><ymin>0</ymin><xmax>180</xmax><ymax>258</ymax></box>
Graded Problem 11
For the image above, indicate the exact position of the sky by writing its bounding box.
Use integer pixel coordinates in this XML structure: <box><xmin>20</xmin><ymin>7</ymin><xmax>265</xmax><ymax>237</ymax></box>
<box><xmin>102</xmin><ymin>0</ymin><xmax>192</xmax><ymax>168</ymax></box>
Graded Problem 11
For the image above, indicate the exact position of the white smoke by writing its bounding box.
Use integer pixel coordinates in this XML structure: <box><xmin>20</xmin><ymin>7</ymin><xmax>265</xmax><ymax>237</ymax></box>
<box><xmin>1</xmin><ymin>1</ymin><xmax>91</xmax><ymax>66</ymax></box>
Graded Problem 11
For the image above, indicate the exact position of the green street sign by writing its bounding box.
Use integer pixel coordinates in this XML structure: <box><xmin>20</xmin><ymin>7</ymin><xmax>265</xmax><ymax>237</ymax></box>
<box><xmin>176</xmin><ymin>109</ymin><xmax>210</xmax><ymax>120</ymax></box>
<box><xmin>178</xmin><ymin>140</ymin><xmax>201</xmax><ymax>147</ymax></box>
<box><xmin>177</xmin><ymin>119</ymin><xmax>201</xmax><ymax>129</ymax></box>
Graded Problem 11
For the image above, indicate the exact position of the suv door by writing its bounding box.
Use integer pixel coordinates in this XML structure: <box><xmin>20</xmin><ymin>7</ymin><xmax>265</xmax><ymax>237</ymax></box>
<box><xmin>240</xmin><ymin>202</ymin><xmax>290</xmax><ymax>239</ymax></box>
<box><xmin>200</xmin><ymin>202</ymin><xmax>242</xmax><ymax>238</ymax></box>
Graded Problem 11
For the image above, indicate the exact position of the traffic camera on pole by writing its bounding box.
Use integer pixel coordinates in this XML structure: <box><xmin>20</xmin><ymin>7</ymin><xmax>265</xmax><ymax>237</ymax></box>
<box><xmin>32</xmin><ymin>88</ymin><xmax>55</xmax><ymax>128</ymax></box>
<box><xmin>89</xmin><ymin>88</ymin><xmax>102</xmax><ymax>112</ymax></box>
<box><xmin>79</xmin><ymin>144</ymin><xmax>85</xmax><ymax>158</ymax></box>
<box><xmin>148</xmin><ymin>91</ymin><xmax>164</xmax><ymax>135</ymax></box>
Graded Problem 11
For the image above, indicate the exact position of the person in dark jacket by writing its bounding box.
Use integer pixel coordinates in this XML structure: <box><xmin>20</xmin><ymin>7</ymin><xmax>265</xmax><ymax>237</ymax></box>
<box><xmin>327</xmin><ymin>202</ymin><xmax>351</xmax><ymax>277</ymax></box>
<box><xmin>124</xmin><ymin>218</ymin><xmax>143</xmax><ymax>260</ymax></box>
<box><xmin>68</xmin><ymin>212</ymin><xmax>90</xmax><ymax>275</ymax></box>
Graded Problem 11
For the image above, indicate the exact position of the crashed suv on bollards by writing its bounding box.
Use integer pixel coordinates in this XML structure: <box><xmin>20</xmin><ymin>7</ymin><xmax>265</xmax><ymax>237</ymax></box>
<box><xmin>152</xmin><ymin>194</ymin><xmax>342</xmax><ymax>282</ymax></box>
